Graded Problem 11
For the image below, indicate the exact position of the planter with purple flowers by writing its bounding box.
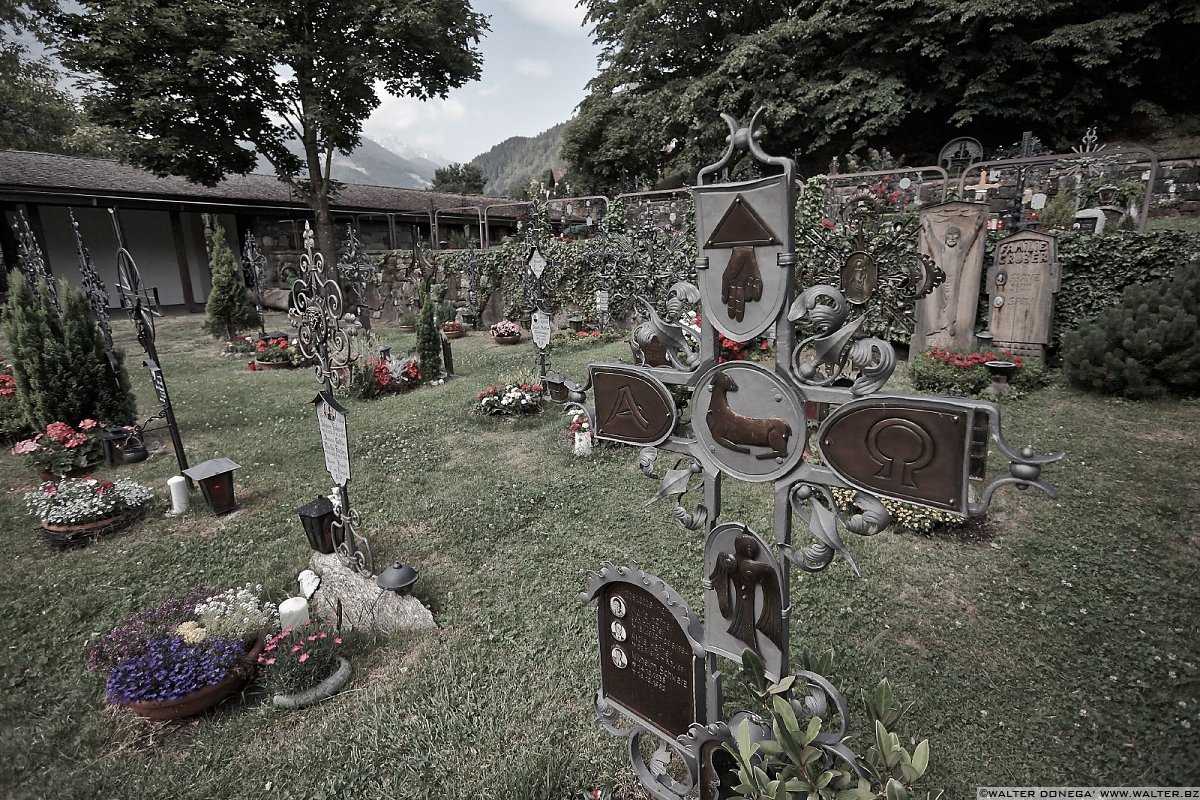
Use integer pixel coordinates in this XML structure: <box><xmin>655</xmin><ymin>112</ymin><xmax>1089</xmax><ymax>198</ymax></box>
<box><xmin>88</xmin><ymin>585</ymin><xmax>278</xmax><ymax>720</ymax></box>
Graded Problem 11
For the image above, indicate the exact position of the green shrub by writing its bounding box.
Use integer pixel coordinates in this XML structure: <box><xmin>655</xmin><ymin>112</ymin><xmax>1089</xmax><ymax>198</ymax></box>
<box><xmin>416</xmin><ymin>294</ymin><xmax>442</xmax><ymax>380</ymax></box>
<box><xmin>202</xmin><ymin>220</ymin><xmax>259</xmax><ymax>339</ymax></box>
<box><xmin>4</xmin><ymin>273</ymin><xmax>136</xmax><ymax>429</ymax></box>
<box><xmin>907</xmin><ymin>346</ymin><xmax>1047</xmax><ymax>398</ymax></box>
<box><xmin>1062</xmin><ymin>260</ymin><xmax>1200</xmax><ymax>399</ymax></box>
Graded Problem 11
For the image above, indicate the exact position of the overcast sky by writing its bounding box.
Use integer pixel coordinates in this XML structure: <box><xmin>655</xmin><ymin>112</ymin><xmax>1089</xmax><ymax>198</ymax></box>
<box><xmin>363</xmin><ymin>0</ymin><xmax>602</xmax><ymax>163</ymax></box>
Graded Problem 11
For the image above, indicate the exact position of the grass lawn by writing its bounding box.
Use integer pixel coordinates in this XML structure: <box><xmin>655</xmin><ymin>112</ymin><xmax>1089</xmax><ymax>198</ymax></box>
<box><xmin>1</xmin><ymin>312</ymin><xmax>1197</xmax><ymax>799</ymax></box>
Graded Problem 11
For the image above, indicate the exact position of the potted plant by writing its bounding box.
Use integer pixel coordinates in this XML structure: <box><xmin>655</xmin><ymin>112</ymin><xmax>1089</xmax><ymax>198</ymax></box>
<box><xmin>87</xmin><ymin>584</ymin><xmax>277</xmax><ymax>719</ymax></box>
<box><xmin>441</xmin><ymin>319</ymin><xmax>464</xmax><ymax>339</ymax></box>
<box><xmin>258</xmin><ymin>623</ymin><xmax>352</xmax><ymax>709</ymax></box>
<box><xmin>489</xmin><ymin>320</ymin><xmax>522</xmax><ymax>344</ymax></box>
<box><xmin>10</xmin><ymin>420</ymin><xmax>104</xmax><ymax>479</ymax></box>
<box><xmin>397</xmin><ymin>308</ymin><xmax>418</xmax><ymax>334</ymax></box>
<box><xmin>25</xmin><ymin>476</ymin><xmax>156</xmax><ymax>545</ymax></box>
<box><xmin>474</xmin><ymin>382</ymin><xmax>543</xmax><ymax>416</ymax></box>
<box><xmin>567</xmin><ymin>408</ymin><xmax>593</xmax><ymax>457</ymax></box>
<box><xmin>253</xmin><ymin>336</ymin><xmax>293</xmax><ymax>370</ymax></box>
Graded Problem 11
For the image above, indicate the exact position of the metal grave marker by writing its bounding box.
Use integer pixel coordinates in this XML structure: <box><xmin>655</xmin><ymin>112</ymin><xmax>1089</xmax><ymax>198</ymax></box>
<box><xmin>595</xmin><ymin>290</ymin><xmax>610</xmax><ymax>312</ymax></box>
<box><xmin>314</xmin><ymin>391</ymin><xmax>351</xmax><ymax>486</ymax></box>
<box><xmin>987</xmin><ymin>230</ymin><xmax>1060</xmax><ymax>358</ymax></box>
<box><xmin>557</xmin><ymin>108</ymin><xmax>1064</xmax><ymax>800</ymax></box>
<box><xmin>531</xmin><ymin>308</ymin><xmax>552</xmax><ymax>350</ymax></box>
<box><xmin>527</xmin><ymin>244</ymin><xmax>548</xmax><ymax>279</ymax></box>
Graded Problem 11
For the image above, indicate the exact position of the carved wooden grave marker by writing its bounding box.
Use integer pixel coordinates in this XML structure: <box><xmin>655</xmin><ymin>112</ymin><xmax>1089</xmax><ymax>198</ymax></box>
<box><xmin>987</xmin><ymin>230</ymin><xmax>1060</xmax><ymax>359</ymax></box>
<box><xmin>912</xmin><ymin>201</ymin><xmax>990</xmax><ymax>354</ymax></box>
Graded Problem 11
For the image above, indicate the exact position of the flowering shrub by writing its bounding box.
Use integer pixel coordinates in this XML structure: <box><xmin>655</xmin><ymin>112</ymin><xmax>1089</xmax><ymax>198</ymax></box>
<box><xmin>490</xmin><ymin>320</ymin><xmax>521</xmax><ymax>338</ymax></box>
<box><xmin>224</xmin><ymin>335</ymin><xmax>256</xmax><ymax>356</ymax></box>
<box><xmin>0</xmin><ymin>371</ymin><xmax>14</xmax><ymax>399</ymax></box>
<box><xmin>831</xmin><ymin>486</ymin><xmax>962</xmax><ymax>535</ymax></box>
<box><xmin>909</xmin><ymin>346</ymin><xmax>1046</xmax><ymax>397</ymax></box>
<box><xmin>194</xmin><ymin>584</ymin><xmax>279</xmax><ymax>639</ymax></box>
<box><xmin>10</xmin><ymin>420</ymin><xmax>103</xmax><ymax>475</ymax></box>
<box><xmin>88</xmin><ymin>585</ymin><xmax>273</xmax><ymax>705</ymax></box>
<box><xmin>254</xmin><ymin>336</ymin><xmax>290</xmax><ymax>363</ymax></box>
<box><xmin>24</xmin><ymin>476</ymin><xmax>155</xmax><ymax>525</ymax></box>
<box><xmin>475</xmin><ymin>383</ymin><xmax>543</xmax><ymax>416</ymax></box>
<box><xmin>257</xmin><ymin>624</ymin><xmax>342</xmax><ymax>695</ymax></box>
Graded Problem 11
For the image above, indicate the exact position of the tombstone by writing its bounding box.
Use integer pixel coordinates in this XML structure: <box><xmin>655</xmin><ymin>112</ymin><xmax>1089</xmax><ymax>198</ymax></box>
<box><xmin>912</xmin><ymin>201</ymin><xmax>991</xmax><ymax>354</ymax></box>
<box><xmin>579</xmin><ymin>563</ymin><xmax>706</xmax><ymax>742</ymax></box>
<box><xmin>1072</xmin><ymin>208</ymin><xmax>1106</xmax><ymax>234</ymax></box>
<box><xmin>986</xmin><ymin>230</ymin><xmax>1060</xmax><ymax>359</ymax></box>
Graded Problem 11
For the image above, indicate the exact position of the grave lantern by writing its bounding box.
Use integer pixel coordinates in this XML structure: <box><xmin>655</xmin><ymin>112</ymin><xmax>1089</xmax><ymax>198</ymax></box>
<box><xmin>975</xmin><ymin>329</ymin><xmax>994</xmax><ymax>353</ymax></box>
<box><xmin>182</xmin><ymin>457</ymin><xmax>241</xmax><ymax>515</ymax></box>
<box><xmin>1097</xmin><ymin>183</ymin><xmax>1119</xmax><ymax>206</ymax></box>
<box><xmin>295</xmin><ymin>496</ymin><xmax>336</xmax><ymax>554</ymax></box>
<box><xmin>376</xmin><ymin>562</ymin><xmax>419</xmax><ymax>596</ymax></box>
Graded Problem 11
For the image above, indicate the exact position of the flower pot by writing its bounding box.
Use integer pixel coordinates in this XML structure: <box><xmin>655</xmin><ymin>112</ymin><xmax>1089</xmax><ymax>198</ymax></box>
<box><xmin>442</xmin><ymin>328</ymin><xmax>464</xmax><ymax>340</ymax></box>
<box><xmin>493</xmin><ymin>333</ymin><xmax>522</xmax><ymax>345</ymax></box>
<box><xmin>271</xmin><ymin>658</ymin><xmax>353</xmax><ymax>709</ymax></box>
<box><xmin>254</xmin><ymin>359</ymin><xmax>293</xmax><ymax>370</ymax></box>
<box><xmin>398</xmin><ymin>324</ymin><xmax>417</xmax><ymax>334</ymax></box>
<box><xmin>119</xmin><ymin>636</ymin><xmax>266</xmax><ymax>720</ymax></box>
<box><xmin>41</xmin><ymin>514</ymin><xmax>128</xmax><ymax>547</ymax></box>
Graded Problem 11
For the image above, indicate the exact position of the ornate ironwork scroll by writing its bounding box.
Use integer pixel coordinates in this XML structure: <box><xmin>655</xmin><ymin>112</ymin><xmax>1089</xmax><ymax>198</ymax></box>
<box><xmin>336</xmin><ymin>223</ymin><xmax>382</xmax><ymax>333</ymax></box>
<box><xmin>12</xmin><ymin>208</ymin><xmax>58</xmax><ymax>311</ymax></box>
<box><xmin>109</xmin><ymin>207</ymin><xmax>188</xmax><ymax>475</ymax></box>
<box><xmin>573</xmin><ymin>108</ymin><xmax>1064</xmax><ymax>800</ymax></box>
<box><xmin>70</xmin><ymin>210</ymin><xmax>117</xmax><ymax>372</ymax></box>
<box><xmin>289</xmin><ymin>221</ymin><xmax>359</xmax><ymax>392</ymax></box>
<box><xmin>242</xmin><ymin>231</ymin><xmax>268</xmax><ymax>336</ymax></box>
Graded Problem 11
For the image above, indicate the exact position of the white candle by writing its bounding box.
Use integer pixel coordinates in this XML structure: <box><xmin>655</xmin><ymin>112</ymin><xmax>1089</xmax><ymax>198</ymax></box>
<box><xmin>279</xmin><ymin>597</ymin><xmax>310</xmax><ymax>631</ymax></box>
<box><xmin>167</xmin><ymin>475</ymin><xmax>189</xmax><ymax>514</ymax></box>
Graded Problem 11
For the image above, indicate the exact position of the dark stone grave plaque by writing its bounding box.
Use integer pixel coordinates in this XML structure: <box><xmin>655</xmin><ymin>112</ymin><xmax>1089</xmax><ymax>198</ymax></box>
<box><xmin>590</xmin><ymin>365</ymin><xmax>677</xmax><ymax>446</ymax></box>
<box><xmin>580</xmin><ymin>564</ymin><xmax>705</xmax><ymax>742</ymax></box>
<box><xmin>818</xmin><ymin>396</ymin><xmax>974</xmax><ymax>514</ymax></box>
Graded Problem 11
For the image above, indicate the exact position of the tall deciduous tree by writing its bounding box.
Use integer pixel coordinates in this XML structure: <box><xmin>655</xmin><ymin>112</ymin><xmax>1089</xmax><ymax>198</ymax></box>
<box><xmin>564</xmin><ymin>0</ymin><xmax>1200</xmax><ymax>191</ymax></box>
<box><xmin>430</xmin><ymin>162</ymin><xmax>488</xmax><ymax>195</ymax></box>
<box><xmin>55</xmin><ymin>1</ymin><xmax>488</xmax><ymax>264</ymax></box>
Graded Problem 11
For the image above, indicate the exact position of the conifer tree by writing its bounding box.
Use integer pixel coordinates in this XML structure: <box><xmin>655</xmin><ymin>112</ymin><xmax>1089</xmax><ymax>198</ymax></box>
<box><xmin>202</xmin><ymin>220</ymin><xmax>258</xmax><ymax>339</ymax></box>
<box><xmin>4</xmin><ymin>273</ymin><xmax>136</xmax><ymax>427</ymax></box>
<box><xmin>416</xmin><ymin>294</ymin><xmax>441</xmax><ymax>381</ymax></box>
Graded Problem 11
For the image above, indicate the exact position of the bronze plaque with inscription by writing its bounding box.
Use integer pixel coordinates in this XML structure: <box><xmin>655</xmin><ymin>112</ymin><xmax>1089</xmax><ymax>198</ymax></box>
<box><xmin>817</xmin><ymin>397</ymin><xmax>973</xmax><ymax>514</ymax></box>
<box><xmin>599</xmin><ymin>582</ymin><xmax>701</xmax><ymax>740</ymax></box>
<box><xmin>590</xmin><ymin>365</ymin><xmax>677</xmax><ymax>446</ymax></box>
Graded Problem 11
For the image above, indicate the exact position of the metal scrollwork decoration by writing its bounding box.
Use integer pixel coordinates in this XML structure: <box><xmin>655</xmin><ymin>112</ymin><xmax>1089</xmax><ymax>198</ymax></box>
<box><xmin>12</xmin><ymin>208</ymin><xmax>58</xmax><ymax>311</ymax></box>
<box><xmin>337</xmin><ymin>223</ymin><xmax>382</xmax><ymax>333</ymax></box>
<box><xmin>70</xmin><ymin>210</ymin><xmax>117</xmax><ymax>372</ymax></box>
<box><xmin>330</xmin><ymin>486</ymin><xmax>373</xmax><ymax>577</ymax></box>
<box><xmin>788</xmin><ymin>285</ymin><xmax>896</xmax><ymax>396</ymax></box>
<box><xmin>799</xmin><ymin>185</ymin><xmax>943</xmax><ymax>341</ymax></box>
<box><xmin>631</xmin><ymin>281</ymin><xmax>702</xmax><ymax>371</ymax></box>
<box><xmin>289</xmin><ymin>221</ymin><xmax>359</xmax><ymax>391</ymax></box>
<box><xmin>784</xmin><ymin>483</ymin><xmax>891</xmax><ymax>575</ymax></box>
<box><xmin>242</xmin><ymin>231</ymin><xmax>268</xmax><ymax>336</ymax></box>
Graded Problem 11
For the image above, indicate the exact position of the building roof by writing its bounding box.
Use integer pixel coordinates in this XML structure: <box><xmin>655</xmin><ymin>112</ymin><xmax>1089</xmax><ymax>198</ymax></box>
<box><xmin>0</xmin><ymin>149</ymin><xmax>519</xmax><ymax>218</ymax></box>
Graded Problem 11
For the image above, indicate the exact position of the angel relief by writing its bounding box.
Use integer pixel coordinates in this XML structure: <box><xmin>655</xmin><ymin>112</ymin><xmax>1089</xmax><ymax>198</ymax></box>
<box><xmin>708</xmin><ymin>534</ymin><xmax>783</xmax><ymax>655</ymax></box>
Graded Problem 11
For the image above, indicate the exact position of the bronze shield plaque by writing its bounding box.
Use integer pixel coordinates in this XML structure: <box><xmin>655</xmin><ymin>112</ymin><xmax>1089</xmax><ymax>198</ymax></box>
<box><xmin>599</xmin><ymin>582</ymin><xmax>702</xmax><ymax>740</ymax></box>
<box><xmin>590</xmin><ymin>365</ymin><xmax>677</xmax><ymax>446</ymax></box>
<box><xmin>695</xmin><ymin>175</ymin><xmax>791</xmax><ymax>343</ymax></box>
<box><xmin>818</xmin><ymin>397</ymin><xmax>974</xmax><ymax>514</ymax></box>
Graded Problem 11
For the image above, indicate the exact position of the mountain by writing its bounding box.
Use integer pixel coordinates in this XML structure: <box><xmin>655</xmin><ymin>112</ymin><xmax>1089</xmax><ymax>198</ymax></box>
<box><xmin>257</xmin><ymin>136</ymin><xmax>440</xmax><ymax>188</ymax></box>
<box><xmin>470</xmin><ymin>122</ymin><xmax>568</xmax><ymax>198</ymax></box>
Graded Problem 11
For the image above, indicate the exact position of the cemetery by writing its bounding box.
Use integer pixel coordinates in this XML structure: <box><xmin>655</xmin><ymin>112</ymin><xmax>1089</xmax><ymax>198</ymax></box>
<box><xmin>0</xmin><ymin>107</ymin><xmax>1197</xmax><ymax>800</ymax></box>
<box><xmin>2</xmin><ymin>2</ymin><xmax>1199</xmax><ymax>798</ymax></box>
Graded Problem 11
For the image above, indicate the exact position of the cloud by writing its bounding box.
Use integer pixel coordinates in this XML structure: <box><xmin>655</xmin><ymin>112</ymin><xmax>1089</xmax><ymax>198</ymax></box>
<box><xmin>493</xmin><ymin>0</ymin><xmax>588</xmax><ymax>35</ymax></box>
<box><xmin>515</xmin><ymin>58</ymin><xmax>551</xmax><ymax>78</ymax></box>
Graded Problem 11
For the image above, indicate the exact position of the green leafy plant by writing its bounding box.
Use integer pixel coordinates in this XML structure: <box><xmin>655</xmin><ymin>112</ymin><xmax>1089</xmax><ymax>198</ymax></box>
<box><xmin>203</xmin><ymin>221</ymin><xmax>259</xmax><ymax>340</ymax></box>
<box><xmin>1062</xmin><ymin>260</ymin><xmax>1200</xmax><ymax>399</ymax></box>
<box><xmin>725</xmin><ymin>649</ymin><xmax>938</xmax><ymax>800</ymax></box>
<box><xmin>257</xmin><ymin>623</ymin><xmax>343</xmax><ymax>696</ymax></box>
<box><xmin>4</xmin><ymin>273</ymin><xmax>136</xmax><ymax>429</ymax></box>
<box><xmin>416</xmin><ymin>293</ymin><xmax>442</xmax><ymax>380</ymax></box>
<box><xmin>907</xmin><ymin>347</ymin><xmax>1047</xmax><ymax>398</ymax></box>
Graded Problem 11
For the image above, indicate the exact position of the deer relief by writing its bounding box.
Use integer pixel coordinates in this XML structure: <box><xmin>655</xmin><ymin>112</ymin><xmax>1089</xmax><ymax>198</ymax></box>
<box><xmin>706</xmin><ymin>372</ymin><xmax>790</xmax><ymax>460</ymax></box>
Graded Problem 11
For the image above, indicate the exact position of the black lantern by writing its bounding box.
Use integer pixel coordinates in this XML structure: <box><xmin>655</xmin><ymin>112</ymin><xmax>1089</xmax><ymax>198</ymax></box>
<box><xmin>295</xmin><ymin>497</ymin><xmax>336</xmax><ymax>554</ymax></box>
<box><xmin>1097</xmin><ymin>183</ymin><xmax>1119</xmax><ymax>206</ymax></box>
<box><xmin>182</xmin><ymin>457</ymin><xmax>241</xmax><ymax>514</ymax></box>
<box><xmin>376</xmin><ymin>562</ymin><xmax>419</xmax><ymax>596</ymax></box>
